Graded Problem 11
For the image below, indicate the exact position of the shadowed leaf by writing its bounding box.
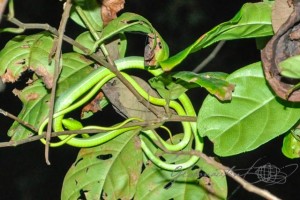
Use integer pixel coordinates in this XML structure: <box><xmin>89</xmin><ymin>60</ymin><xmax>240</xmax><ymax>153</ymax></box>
<box><xmin>173</xmin><ymin>71</ymin><xmax>234</xmax><ymax>101</ymax></box>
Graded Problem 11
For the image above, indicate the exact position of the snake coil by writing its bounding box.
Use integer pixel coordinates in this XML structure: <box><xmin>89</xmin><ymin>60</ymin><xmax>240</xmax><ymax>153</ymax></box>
<box><xmin>39</xmin><ymin>56</ymin><xmax>203</xmax><ymax>171</ymax></box>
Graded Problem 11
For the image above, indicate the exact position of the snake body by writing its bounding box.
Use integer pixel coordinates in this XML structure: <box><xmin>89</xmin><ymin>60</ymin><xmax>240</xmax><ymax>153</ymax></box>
<box><xmin>39</xmin><ymin>56</ymin><xmax>203</xmax><ymax>170</ymax></box>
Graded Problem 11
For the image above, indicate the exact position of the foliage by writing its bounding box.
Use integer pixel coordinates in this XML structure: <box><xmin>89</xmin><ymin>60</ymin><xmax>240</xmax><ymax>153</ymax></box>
<box><xmin>0</xmin><ymin>0</ymin><xmax>299</xmax><ymax>199</ymax></box>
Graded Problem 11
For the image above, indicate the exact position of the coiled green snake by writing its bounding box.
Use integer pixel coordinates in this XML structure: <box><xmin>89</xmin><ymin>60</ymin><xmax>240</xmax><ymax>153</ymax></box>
<box><xmin>38</xmin><ymin>56</ymin><xmax>203</xmax><ymax>171</ymax></box>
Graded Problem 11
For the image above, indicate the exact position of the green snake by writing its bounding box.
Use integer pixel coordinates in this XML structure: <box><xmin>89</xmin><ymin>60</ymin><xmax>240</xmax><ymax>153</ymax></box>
<box><xmin>38</xmin><ymin>56</ymin><xmax>203</xmax><ymax>171</ymax></box>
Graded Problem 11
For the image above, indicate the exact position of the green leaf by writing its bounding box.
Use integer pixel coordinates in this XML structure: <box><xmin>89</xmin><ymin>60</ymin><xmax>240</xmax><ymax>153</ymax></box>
<box><xmin>70</xmin><ymin>0</ymin><xmax>103</xmax><ymax>31</ymax></box>
<box><xmin>98</xmin><ymin>12</ymin><xmax>169</xmax><ymax>63</ymax></box>
<box><xmin>278</xmin><ymin>55</ymin><xmax>300</xmax><ymax>79</ymax></box>
<box><xmin>74</xmin><ymin>31</ymin><xmax>127</xmax><ymax>59</ymax></box>
<box><xmin>173</xmin><ymin>71</ymin><xmax>235</xmax><ymax>101</ymax></box>
<box><xmin>160</xmin><ymin>2</ymin><xmax>273</xmax><ymax>71</ymax></box>
<box><xmin>135</xmin><ymin>134</ymin><xmax>227</xmax><ymax>200</ymax></box>
<box><xmin>198</xmin><ymin>62</ymin><xmax>300</xmax><ymax>156</ymax></box>
<box><xmin>61</xmin><ymin>130</ymin><xmax>143</xmax><ymax>200</ymax></box>
<box><xmin>148</xmin><ymin>75</ymin><xmax>188</xmax><ymax>100</ymax></box>
<box><xmin>8</xmin><ymin>53</ymin><xmax>94</xmax><ymax>140</ymax></box>
<box><xmin>282</xmin><ymin>131</ymin><xmax>300</xmax><ymax>159</ymax></box>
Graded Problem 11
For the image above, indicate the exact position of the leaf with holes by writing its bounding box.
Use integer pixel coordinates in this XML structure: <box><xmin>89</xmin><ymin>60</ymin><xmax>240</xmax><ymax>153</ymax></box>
<box><xmin>7</xmin><ymin>53</ymin><xmax>94</xmax><ymax>140</ymax></box>
<box><xmin>160</xmin><ymin>2</ymin><xmax>273</xmax><ymax>70</ymax></box>
<box><xmin>61</xmin><ymin>130</ymin><xmax>143</xmax><ymax>200</ymax></box>
<box><xmin>135</xmin><ymin>134</ymin><xmax>227</xmax><ymax>199</ymax></box>
<box><xmin>198</xmin><ymin>62</ymin><xmax>300</xmax><ymax>156</ymax></box>
<box><xmin>0</xmin><ymin>32</ymin><xmax>55</xmax><ymax>88</ymax></box>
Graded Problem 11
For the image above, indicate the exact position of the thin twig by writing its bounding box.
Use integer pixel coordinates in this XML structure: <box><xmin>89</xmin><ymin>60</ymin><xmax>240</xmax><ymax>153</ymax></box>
<box><xmin>0</xmin><ymin>108</ymin><xmax>38</xmax><ymax>132</ymax></box>
<box><xmin>0</xmin><ymin>114</ymin><xmax>197</xmax><ymax>148</ymax></box>
<box><xmin>45</xmin><ymin>0</ymin><xmax>72</xmax><ymax>165</ymax></box>
<box><xmin>193</xmin><ymin>41</ymin><xmax>226</xmax><ymax>73</ymax></box>
<box><xmin>175</xmin><ymin>150</ymin><xmax>281</xmax><ymax>200</ymax></box>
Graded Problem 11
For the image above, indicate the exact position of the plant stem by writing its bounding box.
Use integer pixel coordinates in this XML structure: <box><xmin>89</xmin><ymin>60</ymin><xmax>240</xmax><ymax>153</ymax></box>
<box><xmin>45</xmin><ymin>0</ymin><xmax>72</xmax><ymax>165</ymax></box>
<box><xmin>176</xmin><ymin>150</ymin><xmax>282</xmax><ymax>200</ymax></box>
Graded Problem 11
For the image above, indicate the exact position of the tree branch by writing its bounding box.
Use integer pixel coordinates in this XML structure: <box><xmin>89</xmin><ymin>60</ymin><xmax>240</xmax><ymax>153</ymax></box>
<box><xmin>175</xmin><ymin>150</ymin><xmax>281</xmax><ymax>200</ymax></box>
<box><xmin>193</xmin><ymin>41</ymin><xmax>226</xmax><ymax>73</ymax></box>
<box><xmin>44</xmin><ymin>0</ymin><xmax>72</xmax><ymax>165</ymax></box>
<box><xmin>0</xmin><ymin>110</ymin><xmax>196</xmax><ymax>148</ymax></box>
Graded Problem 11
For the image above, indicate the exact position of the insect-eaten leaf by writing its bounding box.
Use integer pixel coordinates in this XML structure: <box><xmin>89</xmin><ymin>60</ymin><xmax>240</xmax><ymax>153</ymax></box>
<box><xmin>0</xmin><ymin>32</ymin><xmax>55</xmax><ymax>88</ymax></box>
<box><xmin>173</xmin><ymin>71</ymin><xmax>235</xmax><ymax>101</ymax></box>
<box><xmin>61</xmin><ymin>130</ymin><xmax>143</xmax><ymax>200</ymax></box>
<box><xmin>7</xmin><ymin>53</ymin><xmax>94</xmax><ymax>141</ymax></box>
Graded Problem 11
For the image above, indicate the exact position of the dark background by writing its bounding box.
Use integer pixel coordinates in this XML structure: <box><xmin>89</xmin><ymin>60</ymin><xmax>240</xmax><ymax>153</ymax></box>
<box><xmin>0</xmin><ymin>0</ymin><xmax>299</xmax><ymax>199</ymax></box>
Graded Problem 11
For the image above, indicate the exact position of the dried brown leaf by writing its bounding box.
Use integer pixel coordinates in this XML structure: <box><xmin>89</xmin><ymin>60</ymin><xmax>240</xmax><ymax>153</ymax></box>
<box><xmin>101</xmin><ymin>0</ymin><xmax>125</xmax><ymax>26</ymax></box>
<box><xmin>272</xmin><ymin>0</ymin><xmax>294</xmax><ymax>33</ymax></box>
<box><xmin>34</xmin><ymin>66</ymin><xmax>53</xmax><ymax>89</ymax></box>
<box><xmin>144</xmin><ymin>33</ymin><xmax>162</xmax><ymax>66</ymax></box>
<box><xmin>81</xmin><ymin>92</ymin><xmax>104</xmax><ymax>117</ymax></box>
<box><xmin>261</xmin><ymin>0</ymin><xmax>300</xmax><ymax>101</ymax></box>
<box><xmin>102</xmin><ymin>76</ymin><xmax>166</xmax><ymax>120</ymax></box>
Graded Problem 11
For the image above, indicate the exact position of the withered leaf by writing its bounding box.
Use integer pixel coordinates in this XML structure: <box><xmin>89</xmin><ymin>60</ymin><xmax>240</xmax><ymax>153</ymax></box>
<box><xmin>81</xmin><ymin>92</ymin><xmax>104</xmax><ymax>117</ymax></box>
<box><xmin>144</xmin><ymin>33</ymin><xmax>162</xmax><ymax>66</ymax></box>
<box><xmin>102</xmin><ymin>76</ymin><xmax>166</xmax><ymax>120</ymax></box>
<box><xmin>261</xmin><ymin>0</ymin><xmax>300</xmax><ymax>101</ymax></box>
<box><xmin>272</xmin><ymin>0</ymin><xmax>294</xmax><ymax>33</ymax></box>
<box><xmin>101</xmin><ymin>0</ymin><xmax>125</xmax><ymax>26</ymax></box>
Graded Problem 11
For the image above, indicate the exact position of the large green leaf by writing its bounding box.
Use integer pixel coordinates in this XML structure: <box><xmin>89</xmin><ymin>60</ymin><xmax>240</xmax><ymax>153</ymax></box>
<box><xmin>7</xmin><ymin>53</ymin><xmax>94</xmax><ymax>140</ymax></box>
<box><xmin>135</xmin><ymin>134</ymin><xmax>227</xmax><ymax>200</ymax></box>
<box><xmin>160</xmin><ymin>2</ymin><xmax>273</xmax><ymax>71</ymax></box>
<box><xmin>61</xmin><ymin>130</ymin><xmax>143</xmax><ymax>200</ymax></box>
<box><xmin>198</xmin><ymin>62</ymin><xmax>300</xmax><ymax>156</ymax></box>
